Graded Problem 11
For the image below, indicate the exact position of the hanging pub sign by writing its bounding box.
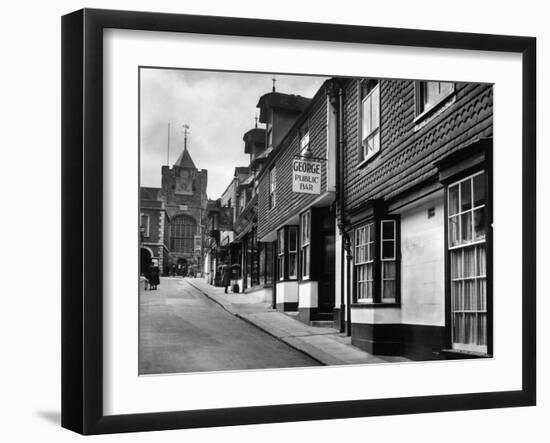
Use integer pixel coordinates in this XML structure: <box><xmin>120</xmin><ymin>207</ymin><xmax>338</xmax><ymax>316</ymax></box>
<box><xmin>218</xmin><ymin>206</ymin><xmax>234</xmax><ymax>231</ymax></box>
<box><xmin>292</xmin><ymin>159</ymin><xmax>321</xmax><ymax>195</ymax></box>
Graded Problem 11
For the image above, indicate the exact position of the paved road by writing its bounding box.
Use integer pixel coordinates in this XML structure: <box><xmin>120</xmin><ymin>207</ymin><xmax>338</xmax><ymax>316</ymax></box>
<box><xmin>139</xmin><ymin>277</ymin><xmax>320</xmax><ymax>374</ymax></box>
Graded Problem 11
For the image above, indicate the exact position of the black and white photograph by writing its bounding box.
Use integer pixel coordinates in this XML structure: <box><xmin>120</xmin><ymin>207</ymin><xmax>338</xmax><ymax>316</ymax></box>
<box><xmin>138</xmin><ymin>68</ymin><xmax>493</xmax><ymax>375</ymax></box>
<box><xmin>1</xmin><ymin>0</ymin><xmax>543</xmax><ymax>440</ymax></box>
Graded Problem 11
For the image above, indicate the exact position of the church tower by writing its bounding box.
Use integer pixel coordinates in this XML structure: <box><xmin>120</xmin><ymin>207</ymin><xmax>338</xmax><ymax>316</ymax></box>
<box><xmin>161</xmin><ymin>139</ymin><xmax>208</xmax><ymax>275</ymax></box>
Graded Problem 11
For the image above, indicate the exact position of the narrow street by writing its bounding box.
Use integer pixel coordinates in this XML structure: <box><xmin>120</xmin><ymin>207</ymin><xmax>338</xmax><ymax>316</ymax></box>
<box><xmin>139</xmin><ymin>277</ymin><xmax>320</xmax><ymax>374</ymax></box>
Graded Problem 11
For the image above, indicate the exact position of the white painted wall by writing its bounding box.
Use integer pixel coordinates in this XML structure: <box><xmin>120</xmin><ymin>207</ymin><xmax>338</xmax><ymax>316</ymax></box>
<box><xmin>351</xmin><ymin>307</ymin><xmax>402</xmax><ymax>324</ymax></box>
<box><xmin>275</xmin><ymin>281</ymin><xmax>299</xmax><ymax>304</ymax></box>
<box><xmin>242</xmin><ymin>286</ymin><xmax>273</xmax><ymax>303</ymax></box>
<box><xmin>298</xmin><ymin>281</ymin><xmax>319</xmax><ymax>308</ymax></box>
<box><xmin>236</xmin><ymin>277</ymin><xmax>244</xmax><ymax>292</ymax></box>
<box><xmin>398</xmin><ymin>191</ymin><xmax>446</xmax><ymax>326</ymax></box>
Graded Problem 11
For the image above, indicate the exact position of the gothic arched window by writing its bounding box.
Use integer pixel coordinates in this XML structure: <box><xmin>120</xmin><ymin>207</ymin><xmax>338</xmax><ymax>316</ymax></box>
<box><xmin>170</xmin><ymin>215</ymin><xmax>197</xmax><ymax>253</ymax></box>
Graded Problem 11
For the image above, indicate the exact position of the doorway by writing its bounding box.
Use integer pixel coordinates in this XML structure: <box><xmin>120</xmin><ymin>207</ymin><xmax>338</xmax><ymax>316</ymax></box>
<box><xmin>140</xmin><ymin>248</ymin><xmax>152</xmax><ymax>275</ymax></box>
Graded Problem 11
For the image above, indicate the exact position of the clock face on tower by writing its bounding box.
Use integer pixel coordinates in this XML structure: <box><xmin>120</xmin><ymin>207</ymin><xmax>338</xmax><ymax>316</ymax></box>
<box><xmin>175</xmin><ymin>169</ymin><xmax>194</xmax><ymax>195</ymax></box>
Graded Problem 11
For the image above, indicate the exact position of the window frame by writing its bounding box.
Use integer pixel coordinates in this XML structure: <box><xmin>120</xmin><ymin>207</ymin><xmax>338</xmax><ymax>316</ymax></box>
<box><xmin>239</xmin><ymin>190</ymin><xmax>246</xmax><ymax>215</ymax></box>
<box><xmin>358</xmin><ymin>79</ymin><xmax>381</xmax><ymax>165</ymax></box>
<box><xmin>299</xmin><ymin>210</ymin><xmax>311</xmax><ymax>280</ymax></box>
<box><xmin>268</xmin><ymin>166</ymin><xmax>277</xmax><ymax>210</ymax></box>
<box><xmin>354</xmin><ymin>222</ymin><xmax>375</xmax><ymax>302</ymax></box>
<box><xmin>446</xmin><ymin>170</ymin><xmax>489</xmax><ymax>354</ymax></box>
<box><xmin>353</xmin><ymin>216</ymin><xmax>400</xmax><ymax>304</ymax></box>
<box><xmin>266</xmin><ymin>121</ymin><xmax>273</xmax><ymax>148</ymax></box>
<box><xmin>169</xmin><ymin>215</ymin><xmax>197</xmax><ymax>253</ymax></box>
<box><xmin>287</xmin><ymin>226</ymin><xmax>298</xmax><ymax>280</ymax></box>
<box><xmin>277</xmin><ymin>228</ymin><xmax>285</xmax><ymax>281</ymax></box>
<box><xmin>299</xmin><ymin>124</ymin><xmax>310</xmax><ymax>158</ymax></box>
<box><xmin>415</xmin><ymin>81</ymin><xmax>455</xmax><ymax>119</ymax></box>
<box><xmin>276</xmin><ymin>226</ymin><xmax>299</xmax><ymax>282</ymax></box>
<box><xmin>140</xmin><ymin>213</ymin><xmax>150</xmax><ymax>238</ymax></box>
<box><xmin>380</xmin><ymin>219</ymin><xmax>397</xmax><ymax>303</ymax></box>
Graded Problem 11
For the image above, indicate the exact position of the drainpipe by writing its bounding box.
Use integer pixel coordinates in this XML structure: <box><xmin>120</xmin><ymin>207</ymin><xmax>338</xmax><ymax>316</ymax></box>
<box><xmin>334</xmin><ymin>83</ymin><xmax>352</xmax><ymax>335</ymax></box>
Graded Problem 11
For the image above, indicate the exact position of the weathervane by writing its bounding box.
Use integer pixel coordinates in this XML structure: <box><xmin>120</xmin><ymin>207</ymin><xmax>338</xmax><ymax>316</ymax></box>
<box><xmin>182</xmin><ymin>124</ymin><xmax>190</xmax><ymax>150</ymax></box>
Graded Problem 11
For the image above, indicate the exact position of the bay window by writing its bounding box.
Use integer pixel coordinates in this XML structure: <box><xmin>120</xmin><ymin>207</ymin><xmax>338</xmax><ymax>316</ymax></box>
<box><xmin>288</xmin><ymin>227</ymin><xmax>298</xmax><ymax>279</ymax></box>
<box><xmin>448</xmin><ymin>171</ymin><xmax>487</xmax><ymax>353</ymax></box>
<box><xmin>355</xmin><ymin>223</ymin><xmax>375</xmax><ymax>301</ymax></box>
<box><xmin>354</xmin><ymin>218</ymin><xmax>400</xmax><ymax>303</ymax></box>
<box><xmin>276</xmin><ymin>226</ymin><xmax>298</xmax><ymax>281</ymax></box>
<box><xmin>277</xmin><ymin>229</ymin><xmax>284</xmax><ymax>281</ymax></box>
<box><xmin>259</xmin><ymin>242</ymin><xmax>274</xmax><ymax>286</ymax></box>
<box><xmin>381</xmin><ymin>220</ymin><xmax>397</xmax><ymax>303</ymax></box>
<box><xmin>300</xmin><ymin>211</ymin><xmax>311</xmax><ymax>279</ymax></box>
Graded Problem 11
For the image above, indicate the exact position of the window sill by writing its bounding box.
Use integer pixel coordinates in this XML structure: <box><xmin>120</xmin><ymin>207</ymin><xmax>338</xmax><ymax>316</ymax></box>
<box><xmin>351</xmin><ymin>302</ymin><xmax>401</xmax><ymax>309</ymax></box>
<box><xmin>356</xmin><ymin>150</ymin><xmax>380</xmax><ymax>170</ymax></box>
<box><xmin>441</xmin><ymin>349</ymin><xmax>492</xmax><ymax>359</ymax></box>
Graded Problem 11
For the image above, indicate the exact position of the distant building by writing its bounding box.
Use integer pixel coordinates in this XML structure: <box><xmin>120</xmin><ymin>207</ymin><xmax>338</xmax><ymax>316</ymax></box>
<box><xmin>232</xmin><ymin>128</ymin><xmax>268</xmax><ymax>294</ymax></box>
<box><xmin>161</xmin><ymin>146</ymin><xmax>208</xmax><ymax>275</ymax></box>
<box><xmin>203</xmin><ymin>166</ymin><xmax>248</xmax><ymax>286</ymax></box>
<box><xmin>140</xmin><ymin>187</ymin><xmax>170</xmax><ymax>274</ymax></box>
<box><xmin>139</xmin><ymin>145</ymin><xmax>208</xmax><ymax>276</ymax></box>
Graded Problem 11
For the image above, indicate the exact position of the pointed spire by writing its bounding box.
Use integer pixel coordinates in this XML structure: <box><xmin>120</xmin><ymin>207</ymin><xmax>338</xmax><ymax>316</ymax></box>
<box><xmin>174</xmin><ymin>147</ymin><xmax>197</xmax><ymax>169</ymax></box>
<box><xmin>174</xmin><ymin>124</ymin><xmax>196</xmax><ymax>169</ymax></box>
<box><xmin>272</xmin><ymin>75</ymin><xmax>276</xmax><ymax>93</ymax></box>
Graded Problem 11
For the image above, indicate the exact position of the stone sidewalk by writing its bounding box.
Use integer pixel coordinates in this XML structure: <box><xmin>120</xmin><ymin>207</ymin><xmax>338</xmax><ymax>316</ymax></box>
<box><xmin>185</xmin><ymin>277</ymin><xmax>409</xmax><ymax>366</ymax></box>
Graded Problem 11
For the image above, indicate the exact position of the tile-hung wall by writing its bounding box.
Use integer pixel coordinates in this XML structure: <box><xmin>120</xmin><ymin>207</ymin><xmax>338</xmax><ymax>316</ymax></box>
<box><xmin>256</xmin><ymin>90</ymin><xmax>330</xmax><ymax>241</ymax></box>
<box><xmin>255</xmin><ymin>84</ymin><xmax>339</xmax><ymax>320</ymax></box>
<box><xmin>343</xmin><ymin>80</ymin><xmax>492</xmax><ymax>205</ymax></box>
<box><xmin>339</xmin><ymin>78</ymin><xmax>493</xmax><ymax>360</ymax></box>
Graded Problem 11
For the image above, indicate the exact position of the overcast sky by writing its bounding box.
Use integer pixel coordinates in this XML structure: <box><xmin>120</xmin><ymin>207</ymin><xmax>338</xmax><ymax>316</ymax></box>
<box><xmin>140</xmin><ymin>68</ymin><xmax>328</xmax><ymax>198</ymax></box>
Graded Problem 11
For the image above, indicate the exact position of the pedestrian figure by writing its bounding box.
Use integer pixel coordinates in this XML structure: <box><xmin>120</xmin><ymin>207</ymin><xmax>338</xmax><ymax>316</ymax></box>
<box><xmin>221</xmin><ymin>262</ymin><xmax>232</xmax><ymax>294</ymax></box>
<box><xmin>149</xmin><ymin>266</ymin><xmax>160</xmax><ymax>290</ymax></box>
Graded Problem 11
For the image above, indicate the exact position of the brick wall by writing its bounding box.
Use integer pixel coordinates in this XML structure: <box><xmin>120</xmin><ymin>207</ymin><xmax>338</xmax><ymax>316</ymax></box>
<box><xmin>342</xmin><ymin>79</ymin><xmax>493</xmax><ymax>211</ymax></box>
<box><xmin>141</xmin><ymin>207</ymin><xmax>162</xmax><ymax>243</ymax></box>
<box><xmin>257</xmin><ymin>92</ymin><xmax>328</xmax><ymax>240</ymax></box>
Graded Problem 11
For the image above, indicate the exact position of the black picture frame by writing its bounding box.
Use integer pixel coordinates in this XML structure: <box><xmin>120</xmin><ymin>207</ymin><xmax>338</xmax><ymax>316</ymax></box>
<box><xmin>61</xmin><ymin>8</ymin><xmax>536</xmax><ymax>435</ymax></box>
